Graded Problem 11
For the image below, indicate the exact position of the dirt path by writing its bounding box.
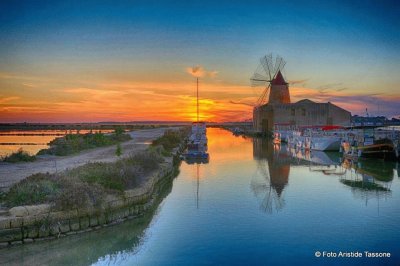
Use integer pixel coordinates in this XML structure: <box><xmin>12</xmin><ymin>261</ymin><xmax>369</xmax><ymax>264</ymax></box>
<box><xmin>0</xmin><ymin>127</ymin><xmax>175</xmax><ymax>191</ymax></box>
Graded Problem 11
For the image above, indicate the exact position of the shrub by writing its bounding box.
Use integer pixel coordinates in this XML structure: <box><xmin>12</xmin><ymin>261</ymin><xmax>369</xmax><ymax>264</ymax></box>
<box><xmin>66</xmin><ymin>162</ymin><xmax>124</xmax><ymax>190</ymax></box>
<box><xmin>38</xmin><ymin>131</ymin><xmax>131</xmax><ymax>156</ymax></box>
<box><xmin>115</xmin><ymin>143</ymin><xmax>122</xmax><ymax>157</ymax></box>
<box><xmin>53</xmin><ymin>176</ymin><xmax>106</xmax><ymax>210</ymax></box>
<box><xmin>4</xmin><ymin>173</ymin><xmax>59</xmax><ymax>207</ymax></box>
<box><xmin>2</xmin><ymin>149</ymin><xmax>36</xmax><ymax>163</ymax></box>
<box><xmin>151</xmin><ymin>129</ymin><xmax>188</xmax><ymax>153</ymax></box>
<box><xmin>125</xmin><ymin>149</ymin><xmax>164</xmax><ymax>173</ymax></box>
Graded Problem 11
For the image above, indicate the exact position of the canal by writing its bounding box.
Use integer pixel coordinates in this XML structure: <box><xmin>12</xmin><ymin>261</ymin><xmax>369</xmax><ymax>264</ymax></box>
<box><xmin>1</xmin><ymin>128</ymin><xmax>399</xmax><ymax>265</ymax></box>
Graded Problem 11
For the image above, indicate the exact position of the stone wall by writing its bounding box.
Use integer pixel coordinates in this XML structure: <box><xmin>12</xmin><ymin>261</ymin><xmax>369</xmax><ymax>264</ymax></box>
<box><xmin>0</xmin><ymin>146</ymin><xmax>185</xmax><ymax>248</ymax></box>
<box><xmin>253</xmin><ymin>100</ymin><xmax>351</xmax><ymax>133</ymax></box>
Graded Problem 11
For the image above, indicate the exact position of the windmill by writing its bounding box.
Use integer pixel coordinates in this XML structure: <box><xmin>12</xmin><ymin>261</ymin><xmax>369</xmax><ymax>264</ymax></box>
<box><xmin>250</xmin><ymin>54</ymin><xmax>290</xmax><ymax>107</ymax></box>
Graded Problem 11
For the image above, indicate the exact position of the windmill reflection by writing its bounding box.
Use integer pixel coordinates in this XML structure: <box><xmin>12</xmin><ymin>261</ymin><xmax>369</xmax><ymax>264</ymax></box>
<box><xmin>252</xmin><ymin>138</ymin><xmax>289</xmax><ymax>213</ymax></box>
<box><xmin>251</xmin><ymin>137</ymin><xmax>397</xmax><ymax>211</ymax></box>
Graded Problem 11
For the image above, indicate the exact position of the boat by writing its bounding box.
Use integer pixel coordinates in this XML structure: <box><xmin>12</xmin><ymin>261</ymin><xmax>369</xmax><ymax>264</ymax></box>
<box><xmin>186</xmin><ymin>122</ymin><xmax>209</xmax><ymax>160</ymax></box>
<box><xmin>341</xmin><ymin>128</ymin><xmax>398</xmax><ymax>161</ymax></box>
<box><xmin>286</xmin><ymin>126</ymin><xmax>345</xmax><ymax>151</ymax></box>
<box><xmin>184</xmin><ymin>77</ymin><xmax>209</xmax><ymax>160</ymax></box>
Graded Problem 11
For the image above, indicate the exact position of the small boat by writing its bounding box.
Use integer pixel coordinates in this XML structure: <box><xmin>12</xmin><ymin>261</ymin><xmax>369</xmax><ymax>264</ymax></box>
<box><xmin>185</xmin><ymin>122</ymin><xmax>209</xmax><ymax>160</ymax></box>
<box><xmin>342</xmin><ymin>127</ymin><xmax>399</xmax><ymax>161</ymax></box>
<box><xmin>355</xmin><ymin>138</ymin><xmax>396</xmax><ymax>160</ymax></box>
<box><xmin>183</xmin><ymin>78</ymin><xmax>209</xmax><ymax>161</ymax></box>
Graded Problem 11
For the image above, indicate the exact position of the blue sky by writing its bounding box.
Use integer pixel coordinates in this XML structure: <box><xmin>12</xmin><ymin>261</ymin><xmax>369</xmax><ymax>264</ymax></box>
<box><xmin>0</xmin><ymin>0</ymin><xmax>399</xmax><ymax>122</ymax></box>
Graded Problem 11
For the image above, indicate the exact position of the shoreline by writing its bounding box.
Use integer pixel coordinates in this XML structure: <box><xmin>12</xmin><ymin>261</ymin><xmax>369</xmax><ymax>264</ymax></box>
<box><xmin>0</xmin><ymin>137</ymin><xmax>186</xmax><ymax>248</ymax></box>
<box><xmin>0</xmin><ymin>127</ymin><xmax>177</xmax><ymax>191</ymax></box>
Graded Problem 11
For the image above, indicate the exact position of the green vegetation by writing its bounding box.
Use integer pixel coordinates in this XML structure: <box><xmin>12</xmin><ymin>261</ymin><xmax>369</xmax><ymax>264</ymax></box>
<box><xmin>4</xmin><ymin>173</ymin><xmax>59</xmax><ymax>206</ymax></box>
<box><xmin>38</xmin><ymin>130</ymin><xmax>131</xmax><ymax>156</ymax></box>
<box><xmin>115</xmin><ymin>143</ymin><xmax>122</xmax><ymax>157</ymax></box>
<box><xmin>1</xmin><ymin>129</ymin><xmax>187</xmax><ymax>210</ymax></box>
<box><xmin>2</xmin><ymin>148</ymin><xmax>36</xmax><ymax>163</ymax></box>
<box><xmin>151</xmin><ymin>128</ymin><xmax>188</xmax><ymax>154</ymax></box>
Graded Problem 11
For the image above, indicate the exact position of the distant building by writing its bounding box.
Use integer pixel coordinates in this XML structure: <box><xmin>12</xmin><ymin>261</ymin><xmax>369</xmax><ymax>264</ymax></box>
<box><xmin>253</xmin><ymin>71</ymin><xmax>351</xmax><ymax>133</ymax></box>
<box><xmin>351</xmin><ymin>115</ymin><xmax>387</xmax><ymax>127</ymax></box>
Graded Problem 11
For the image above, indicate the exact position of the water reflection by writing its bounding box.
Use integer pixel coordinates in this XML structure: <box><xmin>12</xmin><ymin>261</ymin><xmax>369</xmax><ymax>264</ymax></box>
<box><xmin>1</xmin><ymin>129</ymin><xmax>399</xmax><ymax>265</ymax></box>
<box><xmin>252</xmin><ymin>138</ymin><xmax>288</xmax><ymax>213</ymax></box>
<box><xmin>340</xmin><ymin>158</ymin><xmax>393</xmax><ymax>205</ymax></box>
<box><xmin>0</xmin><ymin>173</ymin><xmax>175</xmax><ymax>266</ymax></box>
<box><xmin>184</xmin><ymin>156</ymin><xmax>209</xmax><ymax>210</ymax></box>
<box><xmin>251</xmin><ymin>137</ymin><xmax>397</xmax><ymax>210</ymax></box>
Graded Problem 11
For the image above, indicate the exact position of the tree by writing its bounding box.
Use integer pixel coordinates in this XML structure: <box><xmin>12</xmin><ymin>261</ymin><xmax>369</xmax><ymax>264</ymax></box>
<box><xmin>115</xmin><ymin>143</ymin><xmax>122</xmax><ymax>157</ymax></box>
<box><xmin>114</xmin><ymin>126</ymin><xmax>124</xmax><ymax>136</ymax></box>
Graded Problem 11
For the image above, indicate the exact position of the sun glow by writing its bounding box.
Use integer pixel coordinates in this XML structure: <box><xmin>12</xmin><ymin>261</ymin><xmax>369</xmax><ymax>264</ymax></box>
<box><xmin>1</xmin><ymin>71</ymin><xmax>399</xmax><ymax>123</ymax></box>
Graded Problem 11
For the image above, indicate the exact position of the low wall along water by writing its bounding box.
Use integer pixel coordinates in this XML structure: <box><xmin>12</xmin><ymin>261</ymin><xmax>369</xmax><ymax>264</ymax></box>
<box><xmin>0</xmin><ymin>149</ymin><xmax>183</xmax><ymax>248</ymax></box>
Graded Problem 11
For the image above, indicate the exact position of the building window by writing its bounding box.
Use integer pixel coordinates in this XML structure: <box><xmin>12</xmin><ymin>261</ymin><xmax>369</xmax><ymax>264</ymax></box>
<box><xmin>291</xmin><ymin>108</ymin><xmax>295</xmax><ymax>116</ymax></box>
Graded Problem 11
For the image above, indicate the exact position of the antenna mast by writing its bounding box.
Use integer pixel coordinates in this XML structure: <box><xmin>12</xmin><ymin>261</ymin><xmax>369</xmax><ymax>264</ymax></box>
<box><xmin>197</xmin><ymin>77</ymin><xmax>199</xmax><ymax>122</ymax></box>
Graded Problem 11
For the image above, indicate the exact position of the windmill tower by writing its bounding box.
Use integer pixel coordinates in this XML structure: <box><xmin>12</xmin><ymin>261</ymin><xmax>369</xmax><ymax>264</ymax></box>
<box><xmin>251</xmin><ymin>54</ymin><xmax>290</xmax><ymax>106</ymax></box>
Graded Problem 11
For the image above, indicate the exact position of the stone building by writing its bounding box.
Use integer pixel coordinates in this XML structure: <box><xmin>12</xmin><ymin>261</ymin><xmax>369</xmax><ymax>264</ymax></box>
<box><xmin>253</xmin><ymin>71</ymin><xmax>351</xmax><ymax>133</ymax></box>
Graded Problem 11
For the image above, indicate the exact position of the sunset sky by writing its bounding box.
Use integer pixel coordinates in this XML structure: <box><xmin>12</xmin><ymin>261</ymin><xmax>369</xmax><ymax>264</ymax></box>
<box><xmin>1</xmin><ymin>0</ymin><xmax>399</xmax><ymax>122</ymax></box>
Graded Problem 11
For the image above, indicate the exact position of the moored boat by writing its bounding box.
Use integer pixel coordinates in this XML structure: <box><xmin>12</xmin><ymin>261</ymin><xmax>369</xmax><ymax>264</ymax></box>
<box><xmin>285</xmin><ymin>126</ymin><xmax>345</xmax><ymax>151</ymax></box>
<box><xmin>186</xmin><ymin>122</ymin><xmax>209</xmax><ymax>160</ymax></box>
<box><xmin>183</xmin><ymin>77</ymin><xmax>209</xmax><ymax>161</ymax></box>
<box><xmin>341</xmin><ymin>128</ymin><xmax>399</xmax><ymax>161</ymax></box>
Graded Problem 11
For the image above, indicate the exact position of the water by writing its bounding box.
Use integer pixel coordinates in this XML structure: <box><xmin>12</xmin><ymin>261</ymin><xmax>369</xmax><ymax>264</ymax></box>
<box><xmin>1</xmin><ymin>128</ymin><xmax>399</xmax><ymax>265</ymax></box>
<box><xmin>0</xmin><ymin>130</ymin><xmax>114</xmax><ymax>157</ymax></box>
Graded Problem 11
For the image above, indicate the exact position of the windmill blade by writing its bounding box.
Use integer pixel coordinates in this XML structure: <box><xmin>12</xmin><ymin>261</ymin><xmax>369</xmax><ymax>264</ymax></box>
<box><xmin>255</xmin><ymin>83</ymin><xmax>271</xmax><ymax>107</ymax></box>
<box><xmin>251</xmin><ymin>79</ymin><xmax>268</xmax><ymax>87</ymax></box>
<box><xmin>250</xmin><ymin>53</ymin><xmax>287</xmax><ymax>106</ymax></box>
<box><xmin>273</xmin><ymin>56</ymin><xmax>279</xmax><ymax>77</ymax></box>
<box><xmin>266</xmin><ymin>54</ymin><xmax>274</xmax><ymax>80</ymax></box>
<box><xmin>273</xmin><ymin>57</ymin><xmax>281</xmax><ymax>77</ymax></box>
<box><xmin>259</xmin><ymin>56</ymin><xmax>269</xmax><ymax>78</ymax></box>
<box><xmin>252</xmin><ymin>73</ymin><xmax>268</xmax><ymax>81</ymax></box>
<box><xmin>260</xmin><ymin>55</ymin><xmax>273</xmax><ymax>80</ymax></box>
<box><xmin>273</xmin><ymin>56</ymin><xmax>286</xmax><ymax>77</ymax></box>
<box><xmin>250</xmin><ymin>73</ymin><xmax>269</xmax><ymax>87</ymax></box>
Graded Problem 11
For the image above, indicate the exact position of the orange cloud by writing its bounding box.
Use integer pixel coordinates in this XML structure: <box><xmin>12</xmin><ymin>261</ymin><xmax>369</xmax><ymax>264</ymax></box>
<box><xmin>1</xmin><ymin>69</ymin><xmax>399</xmax><ymax>123</ymax></box>
<box><xmin>186</xmin><ymin>65</ymin><xmax>218</xmax><ymax>78</ymax></box>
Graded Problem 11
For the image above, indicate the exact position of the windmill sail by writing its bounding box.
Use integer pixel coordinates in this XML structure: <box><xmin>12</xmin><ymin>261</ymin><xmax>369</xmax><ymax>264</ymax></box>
<box><xmin>250</xmin><ymin>54</ymin><xmax>289</xmax><ymax>106</ymax></box>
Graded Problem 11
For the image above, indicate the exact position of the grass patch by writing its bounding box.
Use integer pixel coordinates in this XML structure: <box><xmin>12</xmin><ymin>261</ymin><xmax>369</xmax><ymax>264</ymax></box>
<box><xmin>38</xmin><ymin>130</ymin><xmax>131</xmax><ymax>156</ymax></box>
<box><xmin>2</xmin><ymin>148</ymin><xmax>36</xmax><ymax>163</ymax></box>
<box><xmin>4</xmin><ymin>173</ymin><xmax>59</xmax><ymax>206</ymax></box>
<box><xmin>53</xmin><ymin>176</ymin><xmax>106</xmax><ymax>211</ymax></box>
<box><xmin>67</xmin><ymin>162</ymin><xmax>127</xmax><ymax>191</ymax></box>
<box><xmin>124</xmin><ymin>149</ymin><xmax>164</xmax><ymax>172</ymax></box>
<box><xmin>151</xmin><ymin>128</ymin><xmax>188</xmax><ymax>154</ymax></box>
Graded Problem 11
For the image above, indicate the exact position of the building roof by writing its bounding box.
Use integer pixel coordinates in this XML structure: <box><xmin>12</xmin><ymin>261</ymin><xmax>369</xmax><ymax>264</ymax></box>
<box><xmin>295</xmin><ymin>99</ymin><xmax>315</xmax><ymax>104</ymax></box>
<box><xmin>271</xmin><ymin>70</ymin><xmax>287</xmax><ymax>85</ymax></box>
